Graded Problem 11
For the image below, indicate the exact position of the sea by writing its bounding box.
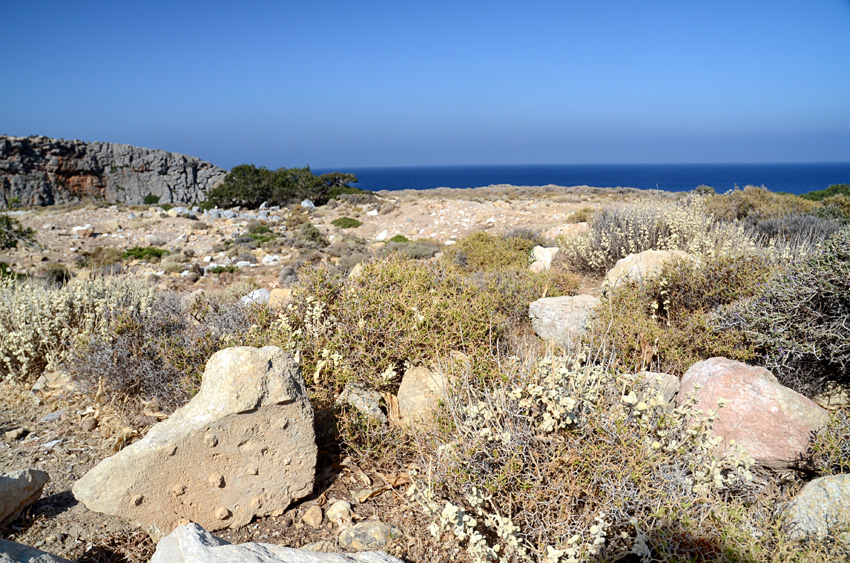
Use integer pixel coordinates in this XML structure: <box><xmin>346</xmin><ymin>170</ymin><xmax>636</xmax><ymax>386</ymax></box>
<box><xmin>312</xmin><ymin>162</ymin><xmax>850</xmax><ymax>196</ymax></box>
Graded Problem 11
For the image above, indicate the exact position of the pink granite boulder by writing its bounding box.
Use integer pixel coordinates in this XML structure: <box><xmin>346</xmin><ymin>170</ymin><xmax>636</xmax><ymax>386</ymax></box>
<box><xmin>676</xmin><ymin>357</ymin><xmax>830</xmax><ymax>470</ymax></box>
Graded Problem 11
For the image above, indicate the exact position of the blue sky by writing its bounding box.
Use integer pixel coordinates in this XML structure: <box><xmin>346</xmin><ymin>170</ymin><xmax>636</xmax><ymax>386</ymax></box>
<box><xmin>2</xmin><ymin>1</ymin><xmax>849</xmax><ymax>169</ymax></box>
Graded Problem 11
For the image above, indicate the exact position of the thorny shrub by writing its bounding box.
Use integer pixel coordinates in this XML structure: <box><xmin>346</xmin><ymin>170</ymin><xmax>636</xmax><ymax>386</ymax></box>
<box><xmin>713</xmin><ymin>227</ymin><xmax>850</xmax><ymax>397</ymax></box>
<box><xmin>809</xmin><ymin>409</ymin><xmax>850</xmax><ymax>476</ymax></box>
<box><xmin>593</xmin><ymin>254</ymin><xmax>771</xmax><ymax>374</ymax></box>
<box><xmin>253</xmin><ymin>255</ymin><xmax>554</xmax><ymax>391</ymax></box>
<box><xmin>706</xmin><ymin>186</ymin><xmax>818</xmax><ymax>222</ymax></box>
<box><xmin>444</xmin><ymin>231</ymin><xmax>543</xmax><ymax>272</ymax></box>
<box><xmin>407</xmin><ymin>350</ymin><xmax>791</xmax><ymax>563</ymax></box>
<box><xmin>0</xmin><ymin>213</ymin><xmax>35</xmax><ymax>249</ymax></box>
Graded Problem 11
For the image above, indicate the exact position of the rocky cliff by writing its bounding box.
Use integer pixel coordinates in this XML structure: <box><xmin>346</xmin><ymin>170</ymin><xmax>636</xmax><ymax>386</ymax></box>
<box><xmin>0</xmin><ymin>135</ymin><xmax>227</xmax><ymax>206</ymax></box>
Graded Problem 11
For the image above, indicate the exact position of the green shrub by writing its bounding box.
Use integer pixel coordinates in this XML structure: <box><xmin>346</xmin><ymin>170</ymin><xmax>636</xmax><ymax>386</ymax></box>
<box><xmin>380</xmin><ymin>239</ymin><xmax>440</xmax><ymax>260</ymax></box>
<box><xmin>0</xmin><ymin>262</ymin><xmax>23</xmax><ymax>280</ymax></box>
<box><xmin>595</xmin><ymin>254</ymin><xmax>770</xmax><ymax>374</ymax></box>
<box><xmin>267</xmin><ymin>256</ymin><xmax>550</xmax><ymax>390</ymax></box>
<box><xmin>247</xmin><ymin>222</ymin><xmax>271</xmax><ymax>234</ymax></box>
<box><xmin>298</xmin><ymin>222</ymin><xmax>329</xmax><ymax>247</ymax></box>
<box><xmin>443</xmin><ymin>231</ymin><xmax>541</xmax><ymax>272</ymax></box>
<box><xmin>207</xmin><ymin>265</ymin><xmax>237</xmax><ymax>274</ymax></box>
<box><xmin>123</xmin><ymin>246</ymin><xmax>169</xmax><ymax>262</ymax></box>
<box><xmin>810</xmin><ymin>409</ymin><xmax>850</xmax><ymax>476</ymax></box>
<box><xmin>800</xmin><ymin>183</ymin><xmax>850</xmax><ymax>201</ymax></box>
<box><xmin>387</xmin><ymin>234</ymin><xmax>408</xmax><ymax>243</ymax></box>
<box><xmin>207</xmin><ymin>165</ymin><xmax>360</xmax><ymax>208</ymax></box>
<box><xmin>143</xmin><ymin>194</ymin><xmax>161</xmax><ymax>205</ymax></box>
<box><xmin>331</xmin><ymin>217</ymin><xmax>363</xmax><ymax>229</ymax></box>
<box><xmin>713</xmin><ymin>227</ymin><xmax>850</xmax><ymax>397</ymax></box>
<box><xmin>0</xmin><ymin>213</ymin><xmax>35</xmax><ymax>250</ymax></box>
<box><xmin>566</xmin><ymin>206</ymin><xmax>596</xmax><ymax>223</ymax></box>
<box><xmin>75</xmin><ymin>246</ymin><xmax>125</xmax><ymax>269</ymax></box>
<box><xmin>160</xmin><ymin>203</ymin><xmax>174</xmax><ymax>212</ymax></box>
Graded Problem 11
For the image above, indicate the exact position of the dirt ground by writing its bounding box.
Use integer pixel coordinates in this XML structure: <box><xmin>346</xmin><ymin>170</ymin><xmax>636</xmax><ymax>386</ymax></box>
<box><xmin>0</xmin><ymin>184</ymin><xmax>633</xmax><ymax>561</ymax></box>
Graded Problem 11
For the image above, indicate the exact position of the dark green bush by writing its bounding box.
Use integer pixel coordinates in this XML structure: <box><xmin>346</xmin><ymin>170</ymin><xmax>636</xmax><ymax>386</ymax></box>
<box><xmin>0</xmin><ymin>213</ymin><xmax>35</xmax><ymax>249</ymax></box>
<box><xmin>206</xmin><ymin>265</ymin><xmax>237</xmax><ymax>274</ymax></box>
<box><xmin>143</xmin><ymin>194</ymin><xmax>160</xmax><ymax>205</ymax></box>
<box><xmin>801</xmin><ymin>183</ymin><xmax>850</xmax><ymax>201</ymax></box>
<box><xmin>331</xmin><ymin>217</ymin><xmax>363</xmax><ymax>229</ymax></box>
<box><xmin>206</xmin><ymin>165</ymin><xmax>361</xmax><ymax>208</ymax></box>
<box><xmin>387</xmin><ymin>234</ymin><xmax>409</xmax><ymax>243</ymax></box>
<box><xmin>713</xmin><ymin>227</ymin><xmax>850</xmax><ymax>397</ymax></box>
<box><xmin>298</xmin><ymin>222</ymin><xmax>329</xmax><ymax>247</ymax></box>
<box><xmin>123</xmin><ymin>246</ymin><xmax>169</xmax><ymax>262</ymax></box>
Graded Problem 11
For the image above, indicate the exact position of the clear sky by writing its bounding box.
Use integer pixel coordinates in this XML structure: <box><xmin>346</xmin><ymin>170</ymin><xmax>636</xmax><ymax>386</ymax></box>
<box><xmin>2</xmin><ymin>1</ymin><xmax>849</xmax><ymax>169</ymax></box>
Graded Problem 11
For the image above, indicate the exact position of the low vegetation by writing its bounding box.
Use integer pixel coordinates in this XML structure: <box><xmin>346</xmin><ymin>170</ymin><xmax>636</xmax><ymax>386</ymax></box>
<box><xmin>0</xmin><ymin>213</ymin><xmax>35</xmax><ymax>249</ymax></box>
<box><xmin>331</xmin><ymin>217</ymin><xmax>363</xmax><ymax>229</ymax></box>
<box><xmin>2</xmin><ymin>184</ymin><xmax>849</xmax><ymax>561</ymax></box>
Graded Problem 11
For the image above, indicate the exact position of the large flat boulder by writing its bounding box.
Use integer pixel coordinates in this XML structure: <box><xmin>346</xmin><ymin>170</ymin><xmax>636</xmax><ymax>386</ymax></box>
<box><xmin>149</xmin><ymin>523</ymin><xmax>403</xmax><ymax>563</ymax></box>
<box><xmin>0</xmin><ymin>469</ymin><xmax>49</xmax><ymax>527</ymax></box>
<box><xmin>676</xmin><ymin>357</ymin><xmax>829</xmax><ymax>470</ymax></box>
<box><xmin>72</xmin><ymin>346</ymin><xmax>316</xmax><ymax>540</ymax></box>
<box><xmin>529</xmin><ymin>295</ymin><xmax>600</xmax><ymax>348</ymax></box>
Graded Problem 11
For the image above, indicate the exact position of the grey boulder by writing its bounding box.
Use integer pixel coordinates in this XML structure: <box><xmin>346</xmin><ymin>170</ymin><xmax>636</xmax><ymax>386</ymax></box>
<box><xmin>784</xmin><ymin>474</ymin><xmax>850</xmax><ymax>540</ymax></box>
<box><xmin>0</xmin><ymin>539</ymin><xmax>72</xmax><ymax>563</ymax></box>
<box><xmin>0</xmin><ymin>469</ymin><xmax>49</xmax><ymax>527</ymax></box>
<box><xmin>529</xmin><ymin>294</ymin><xmax>600</xmax><ymax>347</ymax></box>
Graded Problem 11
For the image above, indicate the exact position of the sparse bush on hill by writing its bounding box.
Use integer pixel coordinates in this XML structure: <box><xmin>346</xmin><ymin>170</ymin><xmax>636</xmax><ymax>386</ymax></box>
<box><xmin>713</xmin><ymin>227</ymin><xmax>850</xmax><ymax>397</ymax></box>
<box><xmin>800</xmin><ymin>183</ymin><xmax>850</xmax><ymax>201</ymax></box>
<box><xmin>0</xmin><ymin>213</ymin><xmax>35</xmax><ymax>249</ymax></box>
<box><xmin>123</xmin><ymin>246</ymin><xmax>169</xmax><ymax>262</ymax></box>
<box><xmin>706</xmin><ymin>185</ymin><xmax>819</xmax><ymax>222</ymax></box>
<box><xmin>331</xmin><ymin>217</ymin><xmax>363</xmax><ymax>229</ymax></box>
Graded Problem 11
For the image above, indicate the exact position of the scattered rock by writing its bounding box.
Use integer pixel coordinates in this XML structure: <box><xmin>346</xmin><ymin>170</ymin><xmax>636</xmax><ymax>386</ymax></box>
<box><xmin>0</xmin><ymin>469</ymin><xmax>50</xmax><ymax>527</ymax></box>
<box><xmin>0</xmin><ymin>539</ymin><xmax>72</xmax><ymax>563</ymax></box>
<box><xmin>3</xmin><ymin>428</ymin><xmax>27</xmax><ymax>441</ymax></box>
<box><xmin>302</xmin><ymin>505</ymin><xmax>323</xmax><ymax>529</ymax></box>
<box><xmin>38</xmin><ymin>411</ymin><xmax>65</xmax><ymax>424</ymax></box>
<box><xmin>528</xmin><ymin>246</ymin><xmax>559</xmax><ymax>272</ymax></box>
<box><xmin>336</xmin><ymin>385</ymin><xmax>386</xmax><ymax>423</ymax></box>
<box><xmin>784</xmin><ymin>474</ymin><xmax>850</xmax><ymax>540</ymax></box>
<box><xmin>240</xmin><ymin>288</ymin><xmax>271</xmax><ymax>306</ymax></box>
<box><xmin>150</xmin><ymin>523</ymin><xmax>404</xmax><ymax>563</ymax></box>
<box><xmin>71</xmin><ymin>224</ymin><xmax>94</xmax><ymax>238</ymax></box>
<box><xmin>638</xmin><ymin>371</ymin><xmax>680</xmax><ymax>405</ymax></box>
<box><xmin>676</xmin><ymin>357</ymin><xmax>830</xmax><ymax>470</ymax></box>
<box><xmin>528</xmin><ymin>294</ymin><xmax>600</xmax><ymax>348</ymax></box>
<box><xmin>396</xmin><ymin>366</ymin><xmax>446</xmax><ymax>425</ymax></box>
<box><xmin>326</xmin><ymin>500</ymin><xmax>353</xmax><ymax>525</ymax></box>
<box><xmin>72</xmin><ymin>346</ymin><xmax>317</xmax><ymax>540</ymax></box>
<box><xmin>603</xmin><ymin>250</ymin><xmax>694</xmax><ymax>292</ymax></box>
<box><xmin>542</xmin><ymin>222</ymin><xmax>589</xmax><ymax>240</ymax></box>
<box><xmin>339</xmin><ymin>521</ymin><xmax>401</xmax><ymax>551</ymax></box>
<box><xmin>80</xmin><ymin>418</ymin><xmax>98</xmax><ymax>432</ymax></box>
<box><xmin>269</xmin><ymin>288</ymin><xmax>292</xmax><ymax>308</ymax></box>
<box><xmin>301</xmin><ymin>200</ymin><xmax>316</xmax><ymax>209</ymax></box>
<box><xmin>348</xmin><ymin>263</ymin><xmax>364</xmax><ymax>280</ymax></box>
<box><xmin>375</xmin><ymin>230</ymin><xmax>388</xmax><ymax>242</ymax></box>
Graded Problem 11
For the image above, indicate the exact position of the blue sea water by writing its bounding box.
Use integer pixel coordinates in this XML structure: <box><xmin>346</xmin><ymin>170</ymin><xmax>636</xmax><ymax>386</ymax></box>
<box><xmin>313</xmin><ymin>163</ymin><xmax>850</xmax><ymax>196</ymax></box>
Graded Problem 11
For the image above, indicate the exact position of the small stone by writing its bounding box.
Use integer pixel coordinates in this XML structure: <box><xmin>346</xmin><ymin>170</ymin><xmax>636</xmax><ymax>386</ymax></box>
<box><xmin>172</xmin><ymin>484</ymin><xmax>186</xmax><ymax>496</ymax></box>
<box><xmin>214</xmin><ymin>506</ymin><xmax>231</xmax><ymax>520</ymax></box>
<box><xmin>204</xmin><ymin>433</ymin><xmax>218</xmax><ymax>448</ymax></box>
<box><xmin>81</xmin><ymin>418</ymin><xmax>98</xmax><ymax>432</ymax></box>
<box><xmin>3</xmin><ymin>428</ymin><xmax>26</xmax><ymax>441</ymax></box>
<box><xmin>326</xmin><ymin>500</ymin><xmax>352</xmax><ymax>525</ymax></box>
<box><xmin>302</xmin><ymin>505</ymin><xmax>323</xmax><ymax>528</ymax></box>
<box><xmin>131</xmin><ymin>494</ymin><xmax>144</xmax><ymax>506</ymax></box>
<box><xmin>339</xmin><ymin>521</ymin><xmax>402</xmax><ymax>551</ymax></box>
<box><xmin>208</xmin><ymin>473</ymin><xmax>225</xmax><ymax>488</ymax></box>
<box><xmin>249</xmin><ymin>496</ymin><xmax>263</xmax><ymax>510</ymax></box>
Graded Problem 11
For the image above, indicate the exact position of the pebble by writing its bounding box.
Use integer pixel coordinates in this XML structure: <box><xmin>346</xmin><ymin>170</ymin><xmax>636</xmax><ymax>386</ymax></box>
<box><xmin>302</xmin><ymin>505</ymin><xmax>323</xmax><ymax>529</ymax></box>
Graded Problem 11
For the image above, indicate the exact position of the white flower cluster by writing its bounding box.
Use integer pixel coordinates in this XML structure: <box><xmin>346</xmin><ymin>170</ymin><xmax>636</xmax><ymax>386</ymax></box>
<box><xmin>0</xmin><ymin>276</ymin><xmax>157</xmax><ymax>380</ymax></box>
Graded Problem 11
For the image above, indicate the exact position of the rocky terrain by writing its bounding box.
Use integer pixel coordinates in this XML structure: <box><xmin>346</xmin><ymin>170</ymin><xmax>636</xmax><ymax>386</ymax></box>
<box><xmin>0</xmin><ymin>136</ymin><xmax>226</xmax><ymax>207</ymax></box>
<box><xmin>2</xmin><ymin>183</ymin><xmax>849</xmax><ymax>563</ymax></box>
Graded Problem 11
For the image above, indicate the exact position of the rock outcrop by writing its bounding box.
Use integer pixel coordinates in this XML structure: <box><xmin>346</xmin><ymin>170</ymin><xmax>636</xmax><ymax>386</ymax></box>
<box><xmin>0</xmin><ymin>469</ymin><xmax>49</xmax><ymax>527</ymax></box>
<box><xmin>0</xmin><ymin>135</ymin><xmax>226</xmax><ymax>206</ymax></box>
<box><xmin>676</xmin><ymin>357</ymin><xmax>830</xmax><ymax>470</ymax></box>
<box><xmin>72</xmin><ymin>346</ymin><xmax>317</xmax><ymax>540</ymax></box>
<box><xmin>149</xmin><ymin>524</ymin><xmax>404</xmax><ymax>563</ymax></box>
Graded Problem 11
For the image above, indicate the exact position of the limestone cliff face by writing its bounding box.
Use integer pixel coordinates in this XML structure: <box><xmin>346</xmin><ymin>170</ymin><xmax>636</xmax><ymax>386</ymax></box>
<box><xmin>0</xmin><ymin>135</ymin><xmax>227</xmax><ymax>206</ymax></box>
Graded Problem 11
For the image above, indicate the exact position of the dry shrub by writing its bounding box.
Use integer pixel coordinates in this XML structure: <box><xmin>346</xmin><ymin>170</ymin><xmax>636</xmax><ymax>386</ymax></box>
<box><xmin>0</xmin><ymin>276</ymin><xmax>158</xmax><ymax>381</ymax></box>
<box><xmin>713</xmin><ymin>227</ymin><xmax>850</xmax><ymax>397</ymax></box>
<box><xmin>706</xmin><ymin>185</ymin><xmax>818</xmax><ymax>222</ymax></box>
<box><xmin>591</xmin><ymin>254</ymin><xmax>770</xmax><ymax>375</ymax></box>
<box><xmin>443</xmin><ymin>231</ymin><xmax>542</xmax><ymax>272</ymax></box>
<box><xmin>265</xmin><ymin>255</ymin><xmax>551</xmax><ymax>391</ymax></box>
<box><xmin>559</xmin><ymin>196</ymin><xmax>761</xmax><ymax>274</ymax></box>
<box><xmin>405</xmin><ymin>349</ymin><xmax>832</xmax><ymax>563</ymax></box>
<box><xmin>810</xmin><ymin>409</ymin><xmax>850</xmax><ymax>476</ymax></box>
